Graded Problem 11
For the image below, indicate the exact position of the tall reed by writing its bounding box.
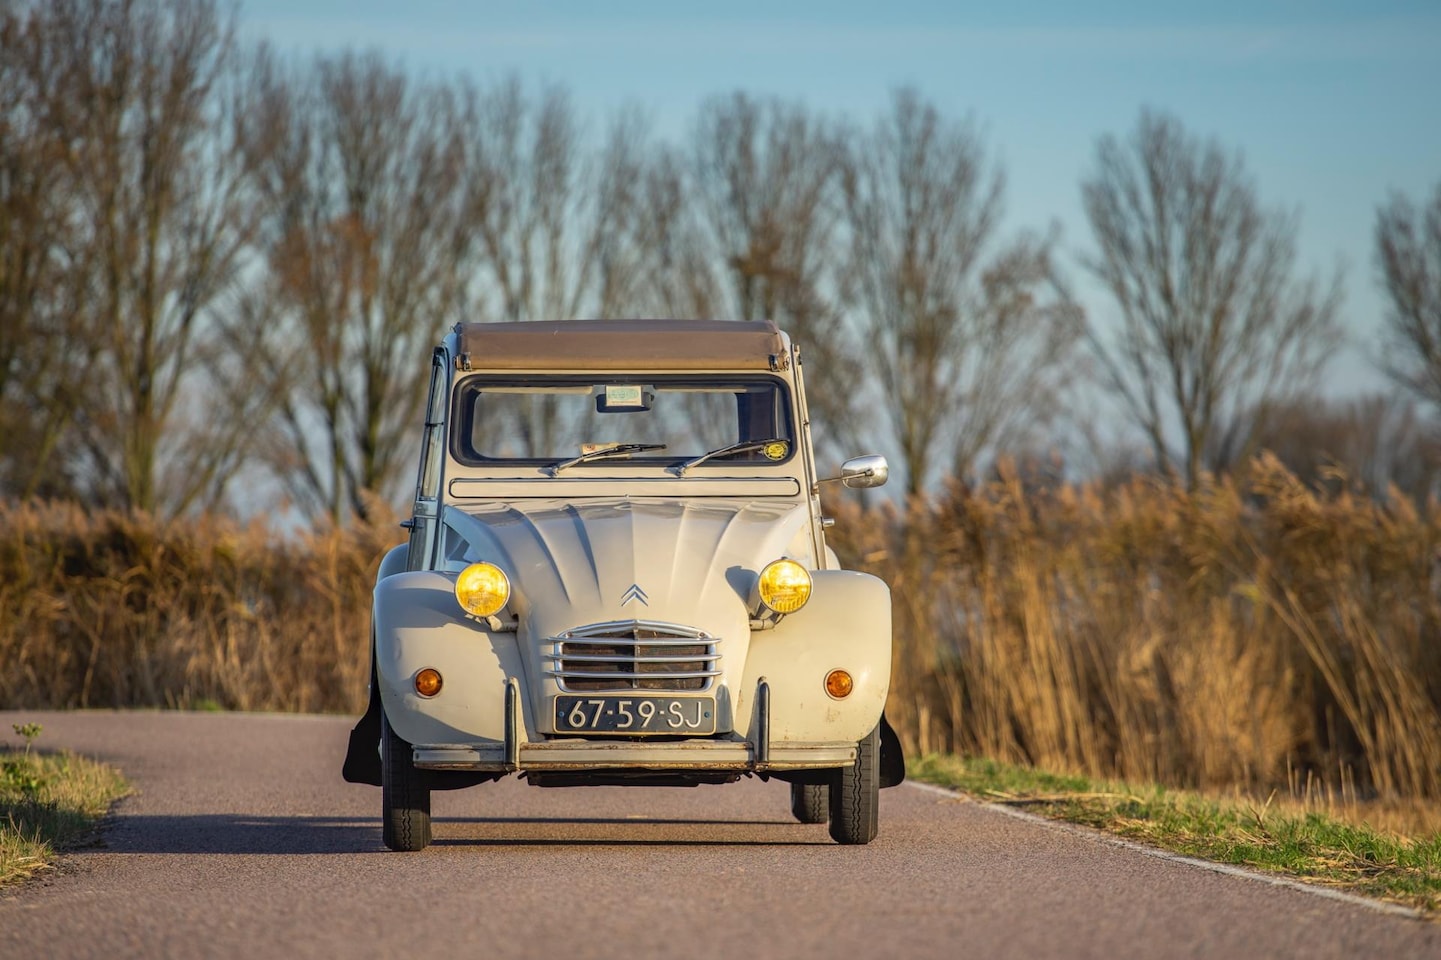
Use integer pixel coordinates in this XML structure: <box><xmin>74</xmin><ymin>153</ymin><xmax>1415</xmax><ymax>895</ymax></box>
<box><xmin>829</xmin><ymin>454</ymin><xmax>1441</xmax><ymax>800</ymax></box>
<box><xmin>0</xmin><ymin>500</ymin><xmax>392</xmax><ymax>714</ymax></box>
<box><xmin>3</xmin><ymin>455</ymin><xmax>1438</xmax><ymax>800</ymax></box>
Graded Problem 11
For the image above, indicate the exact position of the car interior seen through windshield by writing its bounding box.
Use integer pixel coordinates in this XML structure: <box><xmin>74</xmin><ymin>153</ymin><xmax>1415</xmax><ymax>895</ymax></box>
<box><xmin>451</xmin><ymin>376</ymin><xmax>794</xmax><ymax>466</ymax></box>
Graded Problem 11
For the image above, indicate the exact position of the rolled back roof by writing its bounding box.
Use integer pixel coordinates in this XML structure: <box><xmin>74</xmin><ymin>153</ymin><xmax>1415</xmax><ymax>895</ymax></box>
<box><xmin>454</xmin><ymin>319</ymin><xmax>787</xmax><ymax>370</ymax></box>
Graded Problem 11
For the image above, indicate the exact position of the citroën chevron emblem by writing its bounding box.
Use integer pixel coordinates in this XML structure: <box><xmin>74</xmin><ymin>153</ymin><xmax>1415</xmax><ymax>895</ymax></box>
<box><xmin>620</xmin><ymin>583</ymin><xmax>649</xmax><ymax>607</ymax></box>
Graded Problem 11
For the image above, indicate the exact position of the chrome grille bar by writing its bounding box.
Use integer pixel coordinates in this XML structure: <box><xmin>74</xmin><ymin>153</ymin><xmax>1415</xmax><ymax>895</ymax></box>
<box><xmin>545</xmin><ymin>619</ymin><xmax>721</xmax><ymax>692</ymax></box>
<box><xmin>561</xmin><ymin>620</ymin><xmax>711</xmax><ymax>640</ymax></box>
<box><xmin>553</xmin><ymin>652</ymin><xmax>720</xmax><ymax>664</ymax></box>
<box><xmin>543</xmin><ymin>669</ymin><xmax>722</xmax><ymax>681</ymax></box>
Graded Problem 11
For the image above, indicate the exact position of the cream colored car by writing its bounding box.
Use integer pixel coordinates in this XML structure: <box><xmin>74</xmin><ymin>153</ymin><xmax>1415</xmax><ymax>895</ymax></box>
<box><xmin>343</xmin><ymin>319</ymin><xmax>904</xmax><ymax>850</ymax></box>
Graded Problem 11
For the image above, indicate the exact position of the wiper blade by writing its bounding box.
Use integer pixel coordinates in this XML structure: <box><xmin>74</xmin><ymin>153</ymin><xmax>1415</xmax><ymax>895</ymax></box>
<box><xmin>675</xmin><ymin>438</ymin><xmax>786</xmax><ymax>476</ymax></box>
<box><xmin>547</xmin><ymin>443</ymin><xmax>667</xmax><ymax>476</ymax></box>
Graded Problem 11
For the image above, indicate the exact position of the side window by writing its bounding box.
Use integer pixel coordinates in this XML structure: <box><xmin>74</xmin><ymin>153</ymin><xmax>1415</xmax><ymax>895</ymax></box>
<box><xmin>415</xmin><ymin>352</ymin><xmax>447</xmax><ymax>503</ymax></box>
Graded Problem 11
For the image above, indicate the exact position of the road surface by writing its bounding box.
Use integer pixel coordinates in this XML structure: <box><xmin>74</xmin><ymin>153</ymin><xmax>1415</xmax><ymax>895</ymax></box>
<box><xmin>0</xmin><ymin>711</ymin><xmax>1434</xmax><ymax>959</ymax></box>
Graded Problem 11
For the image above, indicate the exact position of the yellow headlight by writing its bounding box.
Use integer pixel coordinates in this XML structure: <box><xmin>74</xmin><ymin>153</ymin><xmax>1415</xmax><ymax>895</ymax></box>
<box><xmin>757</xmin><ymin>558</ymin><xmax>812</xmax><ymax>614</ymax></box>
<box><xmin>455</xmin><ymin>561</ymin><xmax>510</xmax><ymax>617</ymax></box>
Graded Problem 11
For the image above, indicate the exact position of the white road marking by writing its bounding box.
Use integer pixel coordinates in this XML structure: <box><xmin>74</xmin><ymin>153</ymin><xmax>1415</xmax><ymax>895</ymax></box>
<box><xmin>904</xmin><ymin>779</ymin><xmax>1423</xmax><ymax>920</ymax></box>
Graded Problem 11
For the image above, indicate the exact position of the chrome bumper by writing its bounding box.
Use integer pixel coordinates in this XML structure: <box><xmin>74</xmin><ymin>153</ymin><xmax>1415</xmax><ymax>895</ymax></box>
<box><xmin>412</xmin><ymin>677</ymin><xmax>857</xmax><ymax>773</ymax></box>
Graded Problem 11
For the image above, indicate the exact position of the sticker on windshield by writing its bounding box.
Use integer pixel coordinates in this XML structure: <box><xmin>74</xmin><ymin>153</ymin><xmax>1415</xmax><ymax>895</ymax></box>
<box><xmin>605</xmin><ymin>385</ymin><xmax>644</xmax><ymax>407</ymax></box>
<box><xmin>763</xmin><ymin>441</ymin><xmax>789</xmax><ymax>460</ymax></box>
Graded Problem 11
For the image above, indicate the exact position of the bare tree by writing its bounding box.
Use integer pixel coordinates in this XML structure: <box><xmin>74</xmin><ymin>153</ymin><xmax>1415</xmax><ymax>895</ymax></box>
<box><xmin>635</xmin><ymin>146</ymin><xmax>726</xmax><ymax>320</ymax></box>
<box><xmin>461</xmin><ymin>81</ymin><xmax>677</xmax><ymax>323</ymax></box>
<box><xmin>1081</xmin><ymin>109</ymin><xmax>1343</xmax><ymax>488</ymax></box>
<box><xmin>689</xmin><ymin>93</ymin><xmax>855</xmax><ymax>445</ymax></box>
<box><xmin>1375</xmin><ymin>181</ymin><xmax>1441</xmax><ymax>414</ymax></box>
<box><xmin>240</xmin><ymin>49</ymin><xmax>475</xmax><ymax>524</ymax></box>
<box><xmin>0</xmin><ymin>5</ymin><xmax>90</xmax><ymax>499</ymax></box>
<box><xmin>16</xmin><ymin>0</ymin><xmax>264</xmax><ymax>515</ymax></box>
<box><xmin>841</xmin><ymin>89</ymin><xmax>1082</xmax><ymax>495</ymax></box>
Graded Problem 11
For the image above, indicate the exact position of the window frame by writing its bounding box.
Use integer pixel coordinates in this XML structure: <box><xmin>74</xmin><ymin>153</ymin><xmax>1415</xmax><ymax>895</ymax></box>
<box><xmin>447</xmin><ymin>373</ymin><xmax>798</xmax><ymax>469</ymax></box>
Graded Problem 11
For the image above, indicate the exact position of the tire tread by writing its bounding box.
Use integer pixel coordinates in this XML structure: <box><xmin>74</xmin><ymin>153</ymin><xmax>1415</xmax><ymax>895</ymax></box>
<box><xmin>381</xmin><ymin>713</ymin><xmax>431</xmax><ymax>851</ymax></box>
<box><xmin>790</xmin><ymin>782</ymin><xmax>829</xmax><ymax>823</ymax></box>
<box><xmin>828</xmin><ymin>724</ymin><xmax>879</xmax><ymax>845</ymax></box>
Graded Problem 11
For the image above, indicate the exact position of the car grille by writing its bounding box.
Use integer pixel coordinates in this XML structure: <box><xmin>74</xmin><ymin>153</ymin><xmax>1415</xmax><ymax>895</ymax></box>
<box><xmin>544</xmin><ymin>620</ymin><xmax>720</xmax><ymax>692</ymax></box>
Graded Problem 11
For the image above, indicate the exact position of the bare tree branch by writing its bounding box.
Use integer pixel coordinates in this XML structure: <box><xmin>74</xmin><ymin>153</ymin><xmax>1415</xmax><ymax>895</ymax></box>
<box><xmin>1081</xmin><ymin>109</ymin><xmax>1343</xmax><ymax>487</ymax></box>
<box><xmin>841</xmin><ymin>89</ymin><xmax>1082</xmax><ymax>494</ymax></box>
<box><xmin>0</xmin><ymin>5</ymin><xmax>93</xmax><ymax>499</ymax></box>
<box><xmin>240</xmin><ymin>48</ymin><xmax>473</xmax><ymax>523</ymax></box>
<box><xmin>19</xmin><ymin>0</ymin><xmax>263</xmax><ymax>515</ymax></box>
<box><xmin>689</xmin><ymin>93</ymin><xmax>856</xmax><ymax>450</ymax></box>
<box><xmin>1375</xmin><ymin>180</ymin><xmax>1441</xmax><ymax>414</ymax></box>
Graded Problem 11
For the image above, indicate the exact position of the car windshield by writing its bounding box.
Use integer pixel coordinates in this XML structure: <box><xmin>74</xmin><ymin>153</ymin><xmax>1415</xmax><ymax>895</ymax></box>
<box><xmin>451</xmin><ymin>375</ymin><xmax>795</xmax><ymax>467</ymax></box>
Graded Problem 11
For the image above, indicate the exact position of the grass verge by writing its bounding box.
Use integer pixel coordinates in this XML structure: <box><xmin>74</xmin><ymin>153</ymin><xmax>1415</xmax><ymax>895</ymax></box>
<box><xmin>910</xmin><ymin>754</ymin><xmax>1441</xmax><ymax>916</ymax></box>
<box><xmin>2</xmin><ymin>726</ymin><xmax>129</xmax><ymax>887</ymax></box>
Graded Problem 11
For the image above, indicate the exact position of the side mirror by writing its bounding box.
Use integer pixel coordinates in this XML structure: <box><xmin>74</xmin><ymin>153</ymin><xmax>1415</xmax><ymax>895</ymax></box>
<box><xmin>839</xmin><ymin>455</ymin><xmax>889</xmax><ymax>489</ymax></box>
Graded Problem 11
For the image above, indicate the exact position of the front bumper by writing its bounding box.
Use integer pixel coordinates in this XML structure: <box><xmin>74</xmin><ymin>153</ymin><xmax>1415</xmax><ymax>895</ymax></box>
<box><xmin>414</xmin><ymin>740</ymin><xmax>857</xmax><ymax>772</ymax></box>
<box><xmin>411</xmin><ymin>677</ymin><xmax>856</xmax><ymax>773</ymax></box>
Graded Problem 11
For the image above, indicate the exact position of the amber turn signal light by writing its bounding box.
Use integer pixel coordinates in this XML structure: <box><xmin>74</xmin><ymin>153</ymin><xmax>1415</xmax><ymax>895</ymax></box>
<box><xmin>824</xmin><ymin>669</ymin><xmax>853</xmax><ymax>699</ymax></box>
<box><xmin>415</xmin><ymin>668</ymin><xmax>443</xmax><ymax>698</ymax></box>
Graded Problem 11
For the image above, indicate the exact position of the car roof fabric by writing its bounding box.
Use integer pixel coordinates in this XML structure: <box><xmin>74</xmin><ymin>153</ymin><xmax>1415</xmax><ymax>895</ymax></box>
<box><xmin>454</xmin><ymin>319</ymin><xmax>786</xmax><ymax>370</ymax></box>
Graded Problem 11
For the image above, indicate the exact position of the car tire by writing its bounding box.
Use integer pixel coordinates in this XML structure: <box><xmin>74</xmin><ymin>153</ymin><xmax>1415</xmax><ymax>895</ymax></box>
<box><xmin>828</xmin><ymin>724</ymin><xmax>879</xmax><ymax>845</ymax></box>
<box><xmin>790</xmin><ymin>782</ymin><xmax>829</xmax><ymax>824</ymax></box>
<box><xmin>381</xmin><ymin>712</ymin><xmax>431</xmax><ymax>851</ymax></box>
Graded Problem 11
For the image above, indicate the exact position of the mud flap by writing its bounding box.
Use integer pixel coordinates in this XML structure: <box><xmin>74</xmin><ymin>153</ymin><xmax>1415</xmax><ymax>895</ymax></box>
<box><xmin>342</xmin><ymin>681</ymin><xmax>383</xmax><ymax>786</ymax></box>
<box><xmin>879</xmin><ymin>713</ymin><xmax>905</xmax><ymax>788</ymax></box>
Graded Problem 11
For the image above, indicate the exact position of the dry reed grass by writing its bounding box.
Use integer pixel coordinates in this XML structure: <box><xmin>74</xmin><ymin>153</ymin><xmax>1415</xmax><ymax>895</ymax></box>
<box><xmin>829</xmin><ymin>453</ymin><xmax>1441</xmax><ymax>802</ymax></box>
<box><xmin>0</xmin><ymin>500</ymin><xmax>394</xmax><ymax>714</ymax></box>
<box><xmin>2</xmin><ymin>454</ymin><xmax>1437</xmax><ymax>802</ymax></box>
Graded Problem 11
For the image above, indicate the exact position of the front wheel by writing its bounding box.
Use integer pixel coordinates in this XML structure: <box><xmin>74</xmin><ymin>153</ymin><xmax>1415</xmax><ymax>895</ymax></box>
<box><xmin>790</xmin><ymin>782</ymin><xmax>828</xmax><ymax>823</ymax></box>
<box><xmin>381</xmin><ymin>712</ymin><xmax>431</xmax><ymax>851</ymax></box>
<box><xmin>828</xmin><ymin>724</ymin><xmax>879</xmax><ymax>845</ymax></box>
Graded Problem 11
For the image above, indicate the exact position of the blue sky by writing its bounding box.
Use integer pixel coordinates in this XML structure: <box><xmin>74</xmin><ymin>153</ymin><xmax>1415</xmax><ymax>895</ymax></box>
<box><xmin>240</xmin><ymin>1</ymin><xmax>1441</xmax><ymax>395</ymax></box>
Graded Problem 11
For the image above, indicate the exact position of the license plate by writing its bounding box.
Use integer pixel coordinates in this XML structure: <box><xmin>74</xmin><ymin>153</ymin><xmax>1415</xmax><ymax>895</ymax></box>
<box><xmin>554</xmin><ymin>696</ymin><xmax>716</xmax><ymax>735</ymax></box>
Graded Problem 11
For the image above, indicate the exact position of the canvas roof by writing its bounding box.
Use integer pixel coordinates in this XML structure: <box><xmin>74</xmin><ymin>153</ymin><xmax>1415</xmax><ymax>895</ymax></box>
<box><xmin>453</xmin><ymin>319</ymin><xmax>787</xmax><ymax>371</ymax></box>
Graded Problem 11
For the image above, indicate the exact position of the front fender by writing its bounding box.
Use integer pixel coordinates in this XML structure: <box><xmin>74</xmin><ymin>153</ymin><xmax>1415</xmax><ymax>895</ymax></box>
<box><xmin>736</xmin><ymin>570</ymin><xmax>892</xmax><ymax>745</ymax></box>
<box><xmin>371</xmin><ymin>570</ymin><xmax>527</xmax><ymax>749</ymax></box>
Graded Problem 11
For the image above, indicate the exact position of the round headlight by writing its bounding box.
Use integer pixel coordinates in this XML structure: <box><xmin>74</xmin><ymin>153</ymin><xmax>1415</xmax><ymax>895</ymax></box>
<box><xmin>455</xmin><ymin>562</ymin><xmax>510</xmax><ymax>617</ymax></box>
<box><xmin>757</xmin><ymin>558</ymin><xmax>812</xmax><ymax>615</ymax></box>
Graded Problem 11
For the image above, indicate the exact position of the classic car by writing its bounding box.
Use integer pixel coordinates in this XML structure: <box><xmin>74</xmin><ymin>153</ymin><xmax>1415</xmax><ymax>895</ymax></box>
<box><xmin>343</xmin><ymin>319</ymin><xmax>904</xmax><ymax>849</ymax></box>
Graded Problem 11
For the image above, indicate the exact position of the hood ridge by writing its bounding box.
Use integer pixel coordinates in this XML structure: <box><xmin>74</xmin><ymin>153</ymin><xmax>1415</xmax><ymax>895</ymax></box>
<box><xmin>514</xmin><ymin>504</ymin><xmax>577</xmax><ymax>605</ymax></box>
<box><xmin>452</xmin><ymin>498</ymin><xmax>809</xmax><ymax>637</ymax></box>
<box><xmin>659</xmin><ymin>501</ymin><xmax>691</xmax><ymax>610</ymax></box>
<box><xmin>554</xmin><ymin>502</ymin><xmax>603</xmax><ymax>604</ymax></box>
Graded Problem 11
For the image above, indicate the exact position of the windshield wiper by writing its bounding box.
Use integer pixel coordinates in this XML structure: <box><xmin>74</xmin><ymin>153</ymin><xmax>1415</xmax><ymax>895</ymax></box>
<box><xmin>675</xmin><ymin>438</ymin><xmax>786</xmax><ymax>476</ymax></box>
<box><xmin>546</xmin><ymin>443</ymin><xmax>667</xmax><ymax>476</ymax></box>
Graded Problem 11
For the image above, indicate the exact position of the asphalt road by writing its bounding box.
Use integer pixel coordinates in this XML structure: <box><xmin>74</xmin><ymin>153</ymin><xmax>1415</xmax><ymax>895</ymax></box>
<box><xmin>1</xmin><ymin>711</ymin><xmax>1435</xmax><ymax>960</ymax></box>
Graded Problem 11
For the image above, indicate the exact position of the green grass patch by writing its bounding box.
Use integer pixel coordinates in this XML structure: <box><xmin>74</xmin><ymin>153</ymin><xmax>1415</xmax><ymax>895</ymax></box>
<box><xmin>910</xmin><ymin>754</ymin><xmax>1441</xmax><ymax>915</ymax></box>
<box><xmin>2</xmin><ymin>724</ymin><xmax>129</xmax><ymax>886</ymax></box>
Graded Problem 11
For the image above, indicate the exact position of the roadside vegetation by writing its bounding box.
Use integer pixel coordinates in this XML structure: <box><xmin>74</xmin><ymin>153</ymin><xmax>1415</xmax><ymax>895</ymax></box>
<box><xmin>4</xmin><ymin>457</ymin><xmax>1437</xmax><ymax>806</ymax></box>
<box><xmin>830</xmin><ymin>455</ymin><xmax>1441</xmax><ymax>806</ymax></box>
<box><xmin>910</xmin><ymin>754</ymin><xmax>1441</xmax><ymax>915</ymax></box>
<box><xmin>1</xmin><ymin>724</ymin><xmax>129</xmax><ymax>886</ymax></box>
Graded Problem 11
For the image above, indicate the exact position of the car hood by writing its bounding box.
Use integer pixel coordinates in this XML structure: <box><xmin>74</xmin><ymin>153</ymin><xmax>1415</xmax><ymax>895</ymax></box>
<box><xmin>443</xmin><ymin>498</ymin><xmax>812</xmax><ymax>639</ymax></box>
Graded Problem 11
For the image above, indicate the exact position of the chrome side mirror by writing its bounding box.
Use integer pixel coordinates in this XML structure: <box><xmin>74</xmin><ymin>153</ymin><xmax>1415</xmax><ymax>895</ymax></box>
<box><xmin>839</xmin><ymin>455</ymin><xmax>889</xmax><ymax>489</ymax></box>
